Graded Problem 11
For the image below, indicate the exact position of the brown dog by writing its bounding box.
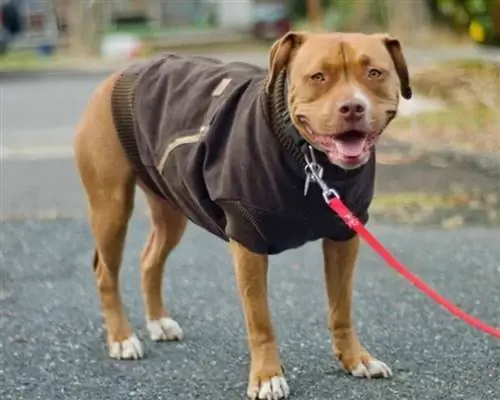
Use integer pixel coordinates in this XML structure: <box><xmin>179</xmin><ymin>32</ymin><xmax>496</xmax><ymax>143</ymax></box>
<box><xmin>74</xmin><ymin>31</ymin><xmax>411</xmax><ymax>399</ymax></box>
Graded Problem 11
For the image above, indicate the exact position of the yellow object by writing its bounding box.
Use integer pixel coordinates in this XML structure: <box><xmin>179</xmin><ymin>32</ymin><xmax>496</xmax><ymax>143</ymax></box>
<box><xmin>469</xmin><ymin>20</ymin><xmax>486</xmax><ymax>43</ymax></box>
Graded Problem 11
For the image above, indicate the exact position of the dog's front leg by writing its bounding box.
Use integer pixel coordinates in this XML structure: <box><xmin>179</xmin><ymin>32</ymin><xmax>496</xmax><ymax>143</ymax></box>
<box><xmin>230</xmin><ymin>240</ymin><xmax>290</xmax><ymax>399</ymax></box>
<box><xmin>323</xmin><ymin>236</ymin><xmax>392</xmax><ymax>379</ymax></box>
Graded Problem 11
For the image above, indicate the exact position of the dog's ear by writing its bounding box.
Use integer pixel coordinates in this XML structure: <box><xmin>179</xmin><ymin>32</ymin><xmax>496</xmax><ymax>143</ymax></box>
<box><xmin>376</xmin><ymin>34</ymin><xmax>412</xmax><ymax>100</ymax></box>
<box><xmin>266</xmin><ymin>31</ymin><xmax>306</xmax><ymax>94</ymax></box>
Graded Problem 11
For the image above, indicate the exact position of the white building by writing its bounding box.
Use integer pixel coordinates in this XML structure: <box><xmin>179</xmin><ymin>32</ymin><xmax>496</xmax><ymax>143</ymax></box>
<box><xmin>209</xmin><ymin>0</ymin><xmax>255</xmax><ymax>31</ymax></box>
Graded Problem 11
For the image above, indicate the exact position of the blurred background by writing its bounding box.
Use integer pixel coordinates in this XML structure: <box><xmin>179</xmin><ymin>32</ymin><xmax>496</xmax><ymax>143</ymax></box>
<box><xmin>1</xmin><ymin>3</ymin><xmax>500</xmax><ymax>398</ymax></box>
<box><xmin>1</xmin><ymin>0</ymin><xmax>500</xmax><ymax>58</ymax></box>
<box><xmin>2</xmin><ymin>0</ymin><xmax>500</xmax><ymax>223</ymax></box>
<box><xmin>0</xmin><ymin>0</ymin><xmax>500</xmax><ymax>222</ymax></box>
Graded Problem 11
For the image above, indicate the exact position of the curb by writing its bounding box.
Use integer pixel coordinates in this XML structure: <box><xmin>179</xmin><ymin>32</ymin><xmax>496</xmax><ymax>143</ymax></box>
<box><xmin>419</xmin><ymin>147</ymin><xmax>500</xmax><ymax>178</ymax></box>
<box><xmin>379</xmin><ymin>137</ymin><xmax>500</xmax><ymax>178</ymax></box>
<box><xmin>1</xmin><ymin>37</ymin><xmax>263</xmax><ymax>79</ymax></box>
<box><xmin>0</xmin><ymin>66</ymin><xmax>118</xmax><ymax>79</ymax></box>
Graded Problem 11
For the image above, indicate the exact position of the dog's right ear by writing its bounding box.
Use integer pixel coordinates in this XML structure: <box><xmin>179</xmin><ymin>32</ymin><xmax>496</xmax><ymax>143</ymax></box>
<box><xmin>266</xmin><ymin>31</ymin><xmax>306</xmax><ymax>94</ymax></box>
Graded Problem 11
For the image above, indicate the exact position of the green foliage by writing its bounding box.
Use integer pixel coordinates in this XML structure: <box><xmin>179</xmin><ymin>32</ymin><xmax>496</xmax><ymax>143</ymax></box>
<box><xmin>431</xmin><ymin>0</ymin><xmax>493</xmax><ymax>25</ymax></box>
<box><xmin>285</xmin><ymin>0</ymin><xmax>498</xmax><ymax>41</ymax></box>
<box><xmin>430</xmin><ymin>0</ymin><xmax>500</xmax><ymax>43</ymax></box>
<box><xmin>321</xmin><ymin>0</ymin><xmax>390</xmax><ymax>31</ymax></box>
<box><xmin>285</xmin><ymin>0</ymin><xmax>340</xmax><ymax>20</ymax></box>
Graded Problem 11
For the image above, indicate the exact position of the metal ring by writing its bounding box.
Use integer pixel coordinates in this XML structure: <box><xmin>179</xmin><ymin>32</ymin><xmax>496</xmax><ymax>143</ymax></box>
<box><xmin>322</xmin><ymin>188</ymin><xmax>340</xmax><ymax>202</ymax></box>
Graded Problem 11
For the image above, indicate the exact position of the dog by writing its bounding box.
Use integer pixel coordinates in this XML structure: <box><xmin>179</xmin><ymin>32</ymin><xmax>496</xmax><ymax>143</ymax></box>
<box><xmin>74</xmin><ymin>31</ymin><xmax>412</xmax><ymax>399</ymax></box>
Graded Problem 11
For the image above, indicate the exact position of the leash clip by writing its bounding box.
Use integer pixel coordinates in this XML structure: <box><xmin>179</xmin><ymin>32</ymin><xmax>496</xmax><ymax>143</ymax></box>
<box><xmin>303</xmin><ymin>145</ymin><xmax>340</xmax><ymax>202</ymax></box>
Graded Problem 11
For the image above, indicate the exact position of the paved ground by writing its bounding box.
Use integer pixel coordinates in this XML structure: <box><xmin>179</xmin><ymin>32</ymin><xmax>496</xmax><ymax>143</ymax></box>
<box><xmin>1</xmin><ymin>53</ymin><xmax>499</xmax><ymax>399</ymax></box>
<box><xmin>1</xmin><ymin>219</ymin><xmax>499</xmax><ymax>400</ymax></box>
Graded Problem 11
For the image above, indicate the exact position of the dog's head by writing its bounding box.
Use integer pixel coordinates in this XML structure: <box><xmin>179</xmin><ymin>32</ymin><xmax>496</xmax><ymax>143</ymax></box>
<box><xmin>267</xmin><ymin>31</ymin><xmax>412</xmax><ymax>169</ymax></box>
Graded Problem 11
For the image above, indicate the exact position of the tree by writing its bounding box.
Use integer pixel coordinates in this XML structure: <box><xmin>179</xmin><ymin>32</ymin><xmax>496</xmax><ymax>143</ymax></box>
<box><xmin>306</xmin><ymin>0</ymin><xmax>323</xmax><ymax>29</ymax></box>
<box><xmin>492</xmin><ymin>0</ymin><xmax>500</xmax><ymax>37</ymax></box>
<box><xmin>382</xmin><ymin>0</ymin><xmax>433</xmax><ymax>43</ymax></box>
<box><xmin>68</xmin><ymin>0</ymin><xmax>106</xmax><ymax>57</ymax></box>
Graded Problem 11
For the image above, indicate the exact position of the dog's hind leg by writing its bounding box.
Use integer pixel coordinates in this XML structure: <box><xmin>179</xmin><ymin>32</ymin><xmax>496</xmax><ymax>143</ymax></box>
<box><xmin>74</xmin><ymin>73</ymin><xmax>142</xmax><ymax>360</ymax></box>
<box><xmin>140</xmin><ymin>188</ymin><xmax>187</xmax><ymax>342</ymax></box>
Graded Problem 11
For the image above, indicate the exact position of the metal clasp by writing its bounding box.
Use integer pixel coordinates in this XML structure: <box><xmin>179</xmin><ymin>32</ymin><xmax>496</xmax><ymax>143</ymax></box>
<box><xmin>303</xmin><ymin>145</ymin><xmax>340</xmax><ymax>203</ymax></box>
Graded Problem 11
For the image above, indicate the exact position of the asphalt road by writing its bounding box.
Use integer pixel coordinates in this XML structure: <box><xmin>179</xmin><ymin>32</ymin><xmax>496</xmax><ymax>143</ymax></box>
<box><xmin>1</xmin><ymin>219</ymin><xmax>499</xmax><ymax>399</ymax></box>
<box><xmin>1</xmin><ymin>53</ymin><xmax>500</xmax><ymax>399</ymax></box>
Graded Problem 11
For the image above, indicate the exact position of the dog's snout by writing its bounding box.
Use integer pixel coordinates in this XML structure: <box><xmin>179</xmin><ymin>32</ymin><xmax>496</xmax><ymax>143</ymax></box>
<box><xmin>338</xmin><ymin>100</ymin><xmax>366</xmax><ymax>121</ymax></box>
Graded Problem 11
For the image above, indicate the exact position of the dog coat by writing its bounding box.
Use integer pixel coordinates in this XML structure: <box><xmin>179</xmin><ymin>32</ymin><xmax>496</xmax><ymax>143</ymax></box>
<box><xmin>111</xmin><ymin>53</ymin><xmax>375</xmax><ymax>255</ymax></box>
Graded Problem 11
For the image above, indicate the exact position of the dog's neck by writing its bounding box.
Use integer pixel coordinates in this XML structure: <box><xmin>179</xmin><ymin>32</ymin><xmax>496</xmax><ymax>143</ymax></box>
<box><xmin>281</xmin><ymin>77</ymin><xmax>308</xmax><ymax>151</ymax></box>
<box><xmin>266</xmin><ymin>69</ymin><xmax>310</xmax><ymax>170</ymax></box>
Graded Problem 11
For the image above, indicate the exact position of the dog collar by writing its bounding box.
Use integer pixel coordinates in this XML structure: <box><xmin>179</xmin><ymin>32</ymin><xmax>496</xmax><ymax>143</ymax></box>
<box><xmin>281</xmin><ymin>77</ymin><xmax>309</xmax><ymax>155</ymax></box>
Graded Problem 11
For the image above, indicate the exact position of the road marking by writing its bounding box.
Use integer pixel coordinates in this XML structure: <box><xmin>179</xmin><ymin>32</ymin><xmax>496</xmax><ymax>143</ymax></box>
<box><xmin>0</xmin><ymin>146</ymin><xmax>74</xmax><ymax>160</ymax></box>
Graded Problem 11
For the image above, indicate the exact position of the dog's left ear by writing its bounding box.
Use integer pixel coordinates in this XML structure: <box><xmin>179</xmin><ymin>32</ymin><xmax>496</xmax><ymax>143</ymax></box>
<box><xmin>266</xmin><ymin>31</ymin><xmax>306</xmax><ymax>94</ymax></box>
<box><xmin>377</xmin><ymin>34</ymin><xmax>412</xmax><ymax>100</ymax></box>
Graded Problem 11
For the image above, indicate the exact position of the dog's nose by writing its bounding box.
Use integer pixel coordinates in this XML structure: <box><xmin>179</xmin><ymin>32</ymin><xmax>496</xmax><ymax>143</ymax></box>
<box><xmin>338</xmin><ymin>100</ymin><xmax>365</xmax><ymax>121</ymax></box>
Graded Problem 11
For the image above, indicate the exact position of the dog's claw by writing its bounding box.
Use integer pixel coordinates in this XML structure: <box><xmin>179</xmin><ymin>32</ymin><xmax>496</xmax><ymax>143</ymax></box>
<box><xmin>248</xmin><ymin>376</ymin><xmax>290</xmax><ymax>399</ymax></box>
<box><xmin>109</xmin><ymin>334</ymin><xmax>144</xmax><ymax>360</ymax></box>
<box><xmin>147</xmin><ymin>317</ymin><xmax>184</xmax><ymax>341</ymax></box>
<box><xmin>350</xmin><ymin>359</ymin><xmax>392</xmax><ymax>379</ymax></box>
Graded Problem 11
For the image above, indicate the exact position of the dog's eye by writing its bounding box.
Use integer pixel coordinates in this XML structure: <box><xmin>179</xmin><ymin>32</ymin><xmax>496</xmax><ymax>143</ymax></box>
<box><xmin>367</xmin><ymin>68</ymin><xmax>383</xmax><ymax>79</ymax></box>
<box><xmin>386</xmin><ymin>110</ymin><xmax>396</xmax><ymax>119</ymax></box>
<box><xmin>310</xmin><ymin>72</ymin><xmax>325</xmax><ymax>82</ymax></box>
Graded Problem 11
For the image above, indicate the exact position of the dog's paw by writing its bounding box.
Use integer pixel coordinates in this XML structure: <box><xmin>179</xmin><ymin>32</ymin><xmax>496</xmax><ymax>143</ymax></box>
<box><xmin>146</xmin><ymin>317</ymin><xmax>184</xmax><ymax>342</ymax></box>
<box><xmin>248</xmin><ymin>376</ymin><xmax>290</xmax><ymax>400</ymax></box>
<box><xmin>109</xmin><ymin>334</ymin><xmax>144</xmax><ymax>360</ymax></box>
<box><xmin>335</xmin><ymin>343</ymin><xmax>392</xmax><ymax>379</ymax></box>
<box><xmin>349</xmin><ymin>358</ymin><xmax>392</xmax><ymax>379</ymax></box>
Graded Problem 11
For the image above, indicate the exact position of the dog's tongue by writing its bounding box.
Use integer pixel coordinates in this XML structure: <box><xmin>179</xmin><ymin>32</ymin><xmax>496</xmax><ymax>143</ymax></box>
<box><xmin>335</xmin><ymin>138</ymin><xmax>366</xmax><ymax>157</ymax></box>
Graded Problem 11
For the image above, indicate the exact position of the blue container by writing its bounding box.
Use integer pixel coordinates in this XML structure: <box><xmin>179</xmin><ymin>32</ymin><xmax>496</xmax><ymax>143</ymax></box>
<box><xmin>37</xmin><ymin>43</ymin><xmax>55</xmax><ymax>57</ymax></box>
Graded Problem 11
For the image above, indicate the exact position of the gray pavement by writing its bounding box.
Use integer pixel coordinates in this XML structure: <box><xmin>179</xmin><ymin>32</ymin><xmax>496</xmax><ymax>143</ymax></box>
<box><xmin>1</xmin><ymin>74</ymin><xmax>104</xmax><ymax>152</ymax></box>
<box><xmin>0</xmin><ymin>52</ymin><xmax>500</xmax><ymax>399</ymax></box>
<box><xmin>0</xmin><ymin>219</ymin><xmax>499</xmax><ymax>399</ymax></box>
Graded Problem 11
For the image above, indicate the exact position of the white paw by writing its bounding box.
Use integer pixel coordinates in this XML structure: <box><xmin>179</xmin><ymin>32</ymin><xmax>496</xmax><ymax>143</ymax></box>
<box><xmin>248</xmin><ymin>376</ymin><xmax>290</xmax><ymax>400</ymax></box>
<box><xmin>350</xmin><ymin>359</ymin><xmax>392</xmax><ymax>379</ymax></box>
<box><xmin>109</xmin><ymin>334</ymin><xmax>144</xmax><ymax>360</ymax></box>
<box><xmin>146</xmin><ymin>317</ymin><xmax>184</xmax><ymax>342</ymax></box>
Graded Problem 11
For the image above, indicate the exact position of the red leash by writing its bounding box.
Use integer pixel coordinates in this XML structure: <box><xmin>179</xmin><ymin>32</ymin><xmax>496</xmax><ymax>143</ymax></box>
<box><xmin>329</xmin><ymin>197</ymin><xmax>500</xmax><ymax>339</ymax></box>
<box><xmin>303</xmin><ymin>146</ymin><xmax>500</xmax><ymax>339</ymax></box>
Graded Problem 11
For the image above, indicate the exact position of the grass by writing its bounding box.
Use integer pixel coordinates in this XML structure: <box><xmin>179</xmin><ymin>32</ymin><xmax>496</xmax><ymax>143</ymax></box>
<box><xmin>370</xmin><ymin>191</ymin><xmax>500</xmax><ymax>227</ymax></box>
<box><xmin>410</xmin><ymin>59</ymin><xmax>500</xmax><ymax>105</ymax></box>
<box><xmin>104</xmin><ymin>23</ymin><xmax>216</xmax><ymax>39</ymax></box>
<box><xmin>0</xmin><ymin>40</ymin><xmax>269</xmax><ymax>73</ymax></box>
<box><xmin>387</xmin><ymin>59</ymin><xmax>500</xmax><ymax>153</ymax></box>
<box><xmin>373</xmin><ymin>192</ymin><xmax>468</xmax><ymax>208</ymax></box>
<box><xmin>152</xmin><ymin>40</ymin><xmax>270</xmax><ymax>54</ymax></box>
<box><xmin>0</xmin><ymin>49</ymin><xmax>127</xmax><ymax>72</ymax></box>
<box><xmin>388</xmin><ymin>105</ymin><xmax>500</xmax><ymax>152</ymax></box>
<box><xmin>0</xmin><ymin>50</ymin><xmax>56</xmax><ymax>71</ymax></box>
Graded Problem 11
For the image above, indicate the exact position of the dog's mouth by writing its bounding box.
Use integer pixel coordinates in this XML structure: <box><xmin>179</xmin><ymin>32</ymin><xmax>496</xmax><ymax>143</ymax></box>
<box><xmin>302</xmin><ymin>123</ymin><xmax>377</xmax><ymax>167</ymax></box>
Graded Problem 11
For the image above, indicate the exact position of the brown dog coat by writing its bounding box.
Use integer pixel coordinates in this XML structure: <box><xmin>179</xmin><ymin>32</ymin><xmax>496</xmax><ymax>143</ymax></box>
<box><xmin>111</xmin><ymin>53</ymin><xmax>375</xmax><ymax>255</ymax></box>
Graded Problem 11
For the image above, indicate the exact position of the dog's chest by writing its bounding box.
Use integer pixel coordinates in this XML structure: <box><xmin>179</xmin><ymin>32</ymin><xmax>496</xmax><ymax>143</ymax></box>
<box><xmin>232</xmin><ymin>171</ymin><xmax>368</xmax><ymax>253</ymax></box>
<box><xmin>239</xmin><ymin>195</ymin><xmax>346</xmax><ymax>252</ymax></box>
